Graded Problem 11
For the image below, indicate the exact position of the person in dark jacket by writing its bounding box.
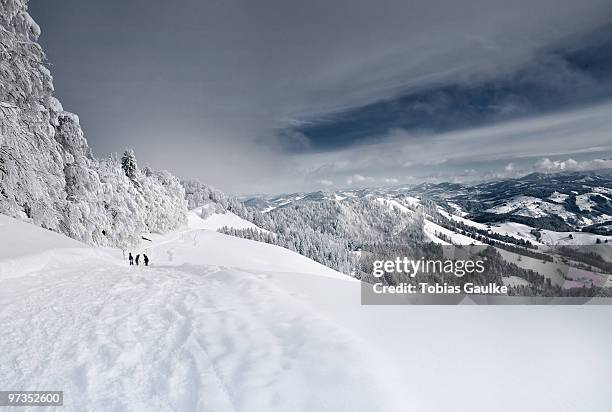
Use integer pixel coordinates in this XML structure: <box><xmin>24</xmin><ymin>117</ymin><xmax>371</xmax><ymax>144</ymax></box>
<box><xmin>129</xmin><ymin>252</ymin><xmax>134</xmax><ymax>266</ymax></box>
<box><xmin>143</xmin><ymin>254</ymin><xmax>149</xmax><ymax>266</ymax></box>
<box><xmin>135</xmin><ymin>254</ymin><xmax>140</xmax><ymax>266</ymax></box>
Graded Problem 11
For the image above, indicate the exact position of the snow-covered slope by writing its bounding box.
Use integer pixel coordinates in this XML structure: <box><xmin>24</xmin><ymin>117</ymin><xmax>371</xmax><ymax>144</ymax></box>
<box><xmin>2</xmin><ymin>213</ymin><xmax>612</xmax><ymax>411</ymax></box>
<box><xmin>0</xmin><ymin>213</ymin><xmax>108</xmax><ymax>282</ymax></box>
<box><xmin>0</xmin><ymin>213</ymin><xmax>85</xmax><ymax>261</ymax></box>
<box><xmin>140</xmin><ymin>208</ymin><xmax>337</xmax><ymax>277</ymax></box>
<box><xmin>376</xmin><ymin>197</ymin><xmax>480</xmax><ymax>245</ymax></box>
<box><xmin>187</xmin><ymin>206</ymin><xmax>269</xmax><ymax>233</ymax></box>
<box><xmin>0</xmin><ymin>214</ymin><xmax>386</xmax><ymax>411</ymax></box>
<box><xmin>148</xmin><ymin>231</ymin><xmax>341</xmax><ymax>278</ymax></box>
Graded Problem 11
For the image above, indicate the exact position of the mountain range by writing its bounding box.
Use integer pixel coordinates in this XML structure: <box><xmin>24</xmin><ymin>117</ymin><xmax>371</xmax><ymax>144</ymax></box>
<box><xmin>243</xmin><ymin>170</ymin><xmax>612</xmax><ymax>236</ymax></box>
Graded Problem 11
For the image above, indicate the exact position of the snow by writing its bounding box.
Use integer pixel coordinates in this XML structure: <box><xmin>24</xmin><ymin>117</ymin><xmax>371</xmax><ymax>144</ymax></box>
<box><xmin>548</xmin><ymin>191</ymin><xmax>569</xmax><ymax>203</ymax></box>
<box><xmin>575</xmin><ymin>193</ymin><xmax>596</xmax><ymax>211</ymax></box>
<box><xmin>376</xmin><ymin>197</ymin><xmax>481</xmax><ymax>245</ymax></box>
<box><xmin>497</xmin><ymin>249</ymin><xmax>568</xmax><ymax>287</ymax></box>
<box><xmin>502</xmin><ymin>276</ymin><xmax>532</xmax><ymax>287</ymax></box>
<box><xmin>0</xmin><ymin>213</ymin><xmax>389</xmax><ymax>411</ymax></box>
<box><xmin>376</xmin><ymin>196</ymin><xmax>422</xmax><ymax>213</ymax></box>
<box><xmin>489</xmin><ymin>221</ymin><xmax>542</xmax><ymax>243</ymax></box>
<box><xmin>447</xmin><ymin>201</ymin><xmax>468</xmax><ymax>216</ymax></box>
<box><xmin>438</xmin><ymin>209</ymin><xmax>489</xmax><ymax>231</ymax></box>
<box><xmin>376</xmin><ymin>197</ymin><xmax>412</xmax><ymax>214</ymax></box>
<box><xmin>486</xmin><ymin>196</ymin><xmax>576</xmax><ymax>220</ymax></box>
<box><xmin>458</xmin><ymin>220</ymin><xmax>612</xmax><ymax>248</ymax></box>
<box><xmin>148</xmin><ymin>230</ymin><xmax>342</xmax><ymax>279</ymax></box>
<box><xmin>538</xmin><ymin>229</ymin><xmax>612</xmax><ymax>246</ymax></box>
<box><xmin>424</xmin><ymin>219</ymin><xmax>481</xmax><ymax>245</ymax></box>
<box><xmin>423</xmin><ymin>228</ymin><xmax>451</xmax><ymax>244</ymax></box>
<box><xmin>188</xmin><ymin>207</ymin><xmax>269</xmax><ymax>233</ymax></box>
<box><xmin>402</xmin><ymin>196</ymin><xmax>421</xmax><ymax>208</ymax></box>
<box><xmin>593</xmin><ymin>187</ymin><xmax>612</xmax><ymax>196</ymax></box>
<box><xmin>0</xmin><ymin>213</ymin><xmax>85</xmax><ymax>261</ymax></box>
<box><xmin>375</xmin><ymin>198</ymin><xmax>476</xmax><ymax>245</ymax></box>
<box><xmin>2</xmin><ymin>213</ymin><xmax>612</xmax><ymax>411</ymax></box>
<box><xmin>0</xmin><ymin>214</ymin><xmax>110</xmax><ymax>282</ymax></box>
<box><xmin>135</xmin><ymin>208</ymin><xmax>271</xmax><ymax>255</ymax></box>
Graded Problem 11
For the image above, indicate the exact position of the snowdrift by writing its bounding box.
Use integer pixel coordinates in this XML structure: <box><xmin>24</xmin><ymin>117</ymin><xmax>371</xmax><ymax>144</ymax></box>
<box><xmin>0</xmin><ymin>213</ymin><xmax>85</xmax><ymax>261</ymax></box>
<box><xmin>0</xmin><ymin>213</ymin><xmax>109</xmax><ymax>281</ymax></box>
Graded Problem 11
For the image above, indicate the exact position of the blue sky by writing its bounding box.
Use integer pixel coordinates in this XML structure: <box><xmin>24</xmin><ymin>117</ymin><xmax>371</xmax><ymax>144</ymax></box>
<box><xmin>30</xmin><ymin>0</ymin><xmax>612</xmax><ymax>193</ymax></box>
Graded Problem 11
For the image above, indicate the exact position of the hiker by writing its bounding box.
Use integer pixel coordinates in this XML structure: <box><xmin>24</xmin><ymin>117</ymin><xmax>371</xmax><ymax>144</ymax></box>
<box><xmin>135</xmin><ymin>254</ymin><xmax>140</xmax><ymax>266</ymax></box>
<box><xmin>128</xmin><ymin>252</ymin><xmax>134</xmax><ymax>266</ymax></box>
<box><xmin>143</xmin><ymin>254</ymin><xmax>149</xmax><ymax>266</ymax></box>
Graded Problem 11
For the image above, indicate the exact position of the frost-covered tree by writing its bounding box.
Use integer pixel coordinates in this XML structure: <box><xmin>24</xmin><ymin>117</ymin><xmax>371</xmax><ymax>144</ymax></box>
<box><xmin>182</xmin><ymin>179</ymin><xmax>265</xmax><ymax>221</ymax></box>
<box><xmin>0</xmin><ymin>2</ymin><xmax>187</xmax><ymax>249</ymax></box>
<box><xmin>121</xmin><ymin>149</ymin><xmax>138</xmax><ymax>181</ymax></box>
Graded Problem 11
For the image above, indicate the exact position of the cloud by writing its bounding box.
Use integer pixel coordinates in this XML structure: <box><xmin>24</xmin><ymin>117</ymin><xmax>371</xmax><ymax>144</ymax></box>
<box><xmin>344</xmin><ymin>174</ymin><xmax>399</xmax><ymax>186</ymax></box>
<box><xmin>33</xmin><ymin>0</ymin><xmax>612</xmax><ymax>193</ymax></box>
<box><xmin>270</xmin><ymin>130</ymin><xmax>312</xmax><ymax>152</ymax></box>
<box><xmin>346</xmin><ymin>174</ymin><xmax>374</xmax><ymax>185</ymax></box>
<box><xmin>316</xmin><ymin>179</ymin><xmax>334</xmax><ymax>186</ymax></box>
<box><xmin>293</xmin><ymin>101</ymin><xmax>611</xmax><ymax>179</ymax></box>
<box><xmin>534</xmin><ymin>157</ymin><xmax>612</xmax><ymax>172</ymax></box>
<box><xmin>288</xmin><ymin>43</ymin><xmax>612</xmax><ymax>153</ymax></box>
<box><xmin>279</xmin><ymin>100</ymin><xmax>612</xmax><ymax>191</ymax></box>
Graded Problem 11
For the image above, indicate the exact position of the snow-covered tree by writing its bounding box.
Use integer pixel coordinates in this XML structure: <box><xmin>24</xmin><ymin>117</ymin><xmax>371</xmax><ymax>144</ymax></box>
<box><xmin>0</xmin><ymin>2</ymin><xmax>187</xmax><ymax>249</ymax></box>
<box><xmin>121</xmin><ymin>149</ymin><xmax>138</xmax><ymax>181</ymax></box>
<box><xmin>217</xmin><ymin>196</ymin><xmax>424</xmax><ymax>275</ymax></box>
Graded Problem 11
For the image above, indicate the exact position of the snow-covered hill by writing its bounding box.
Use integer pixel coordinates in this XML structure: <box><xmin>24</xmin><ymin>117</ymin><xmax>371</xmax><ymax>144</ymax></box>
<box><xmin>2</xmin><ymin>212</ymin><xmax>612</xmax><ymax>411</ymax></box>
<box><xmin>241</xmin><ymin>186</ymin><xmax>611</xmax><ymax>293</ymax></box>
<box><xmin>245</xmin><ymin>171</ymin><xmax>612</xmax><ymax>245</ymax></box>
<box><xmin>412</xmin><ymin>171</ymin><xmax>612</xmax><ymax>234</ymax></box>
<box><xmin>187</xmin><ymin>206</ymin><xmax>269</xmax><ymax>233</ymax></box>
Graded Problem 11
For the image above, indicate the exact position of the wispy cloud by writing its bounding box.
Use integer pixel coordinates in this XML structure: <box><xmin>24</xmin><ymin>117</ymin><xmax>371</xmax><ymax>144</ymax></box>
<box><xmin>286</xmin><ymin>34</ymin><xmax>612</xmax><ymax>153</ymax></box>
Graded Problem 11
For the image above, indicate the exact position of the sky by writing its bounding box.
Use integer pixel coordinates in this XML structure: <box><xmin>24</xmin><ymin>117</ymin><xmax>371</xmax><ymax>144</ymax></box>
<box><xmin>29</xmin><ymin>0</ymin><xmax>612</xmax><ymax>194</ymax></box>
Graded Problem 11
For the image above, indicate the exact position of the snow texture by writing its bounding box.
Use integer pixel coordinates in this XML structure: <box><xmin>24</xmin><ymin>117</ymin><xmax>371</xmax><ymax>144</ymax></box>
<box><xmin>1</xmin><ymin>213</ymin><xmax>612</xmax><ymax>411</ymax></box>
